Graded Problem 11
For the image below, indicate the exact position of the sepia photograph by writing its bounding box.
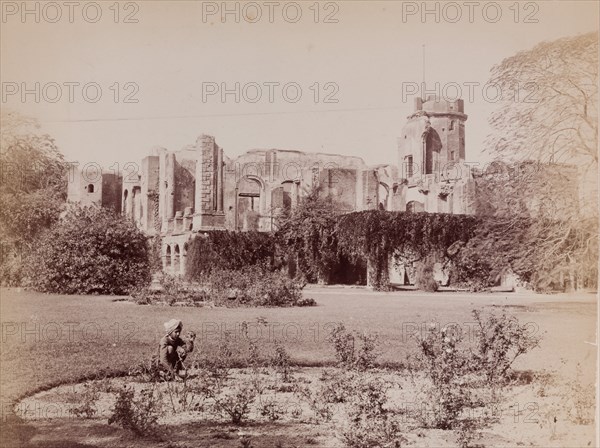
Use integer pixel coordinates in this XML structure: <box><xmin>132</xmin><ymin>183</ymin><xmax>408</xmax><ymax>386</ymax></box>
<box><xmin>1</xmin><ymin>1</ymin><xmax>598</xmax><ymax>447</ymax></box>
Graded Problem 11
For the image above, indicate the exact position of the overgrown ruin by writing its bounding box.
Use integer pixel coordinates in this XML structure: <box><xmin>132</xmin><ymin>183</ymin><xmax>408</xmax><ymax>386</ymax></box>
<box><xmin>68</xmin><ymin>96</ymin><xmax>475</xmax><ymax>281</ymax></box>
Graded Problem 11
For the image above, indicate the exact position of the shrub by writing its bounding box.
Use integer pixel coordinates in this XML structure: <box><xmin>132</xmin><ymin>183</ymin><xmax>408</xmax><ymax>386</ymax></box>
<box><xmin>258</xmin><ymin>395</ymin><xmax>285</xmax><ymax>421</ymax></box>
<box><xmin>563</xmin><ymin>363</ymin><xmax>595</xmax><ymax>425</ymax></box>
<box><xmin>319</xmin><ymin>369</ymin><xmax>354</xmax><ymax>404</ymax></box>
<box><xmin>212</xmin><ymin>382</ymin><xmax>260</xmax><ymax>425</ymax></box>
<box><xmin>270</xmin><ymin>341</ymin><xmax>293</xmax><ymax>382</ymax></box>
<box><xmin>327</xmin><ymin>323</ymin><xmax>379</xmax><ymax>370</ymax></box>
<box><xmin>293</xmin><ymin>383</ymin><xmax>334</xmax><ymax>423</ymax></box>
<box><xmin>163</xmin><ymin>376</ymin><xmax>206</xmax><ymax>414</ymax></box>
<box><xmin>239</xmin><ymin>436</ymin><xmax>254</xmax><ymax>448</ymax></box>
<box><xmin>0</xmin><ymin>113</ymin><xmax>69</xmax><ymax>287</ymax></box>
<box><xmin>471</xmin><ymin>309</ymin><xmax>542</xmax><ymax>385</ymax></box>
<box><xmin>186</xmin><ymin>230</ymin><xmax>277</xmax><ymax>279</ymax></box>
<box><xmin>69</xmin><ymin>382</ymin><xmax>100</xmax><ymax>419</ymax></box>
<box><xmin>108</xmin><ymin>385</ymin><xmax>161</xmax><ymax>435</ymax></box>
<box><xmin>410</xmin><ymin>324</ymin><xmax>476</xmax><ymax>430</ymax></box>
<box><xmin>202</xmin><ymin>265</ymin><xmax>307</xmax><ymax>307</ymax></box>
<box><xmin>0</xmin><ymin>250</ymin><xmax>25</xmax><ymax>287</ymax></box>
<box><xmin>26</xmin><ymin>206</ymin><xmax>151</xmax><ymax>294</ymax></box>
<box><xmin>342</xmin><ymin>374</ymin><xmax>405</xmax><ymax>448</ymax></box>
<box><xmin>409</xmin><ymin>309</ymin><xmax>541</xmax><ymax>438</ymax></box>
<box><xmin>130</xmin><ymin>274</ymin><xmax>207</xmax><ymax>305</ymax></box>
<box><xmin>129</xmin><ymin>356</ymin><xmax>163</xmax><ymax>382</ymax></box>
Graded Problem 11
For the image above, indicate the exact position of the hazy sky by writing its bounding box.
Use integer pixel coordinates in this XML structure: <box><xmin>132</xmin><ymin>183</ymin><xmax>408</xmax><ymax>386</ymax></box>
<box><xmin>2</xmin><ymin>1</ymin><xmax>598</xmax><ymax>172</ymax></box>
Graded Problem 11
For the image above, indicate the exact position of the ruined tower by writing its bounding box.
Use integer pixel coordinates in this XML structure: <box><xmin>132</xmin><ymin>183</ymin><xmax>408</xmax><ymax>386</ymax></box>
<box><xmin>193</xmin><ymin>134</ymin><xmax>224</xmax><ymax>229</ymax></box>
<box><xmin>398</xmin><ymin>96</ymin><xmax>469</xmax><ymax>213</ymax></box>
<box><xmin>398</xmin><ymin>96</ymin><xmax>467</xmax><ymax>179</ymax></box>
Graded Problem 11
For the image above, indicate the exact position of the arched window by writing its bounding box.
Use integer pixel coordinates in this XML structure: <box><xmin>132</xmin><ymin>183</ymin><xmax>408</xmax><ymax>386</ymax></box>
<box><xmin>424</xmin><ymin>130</ymin><xmax>442</xmax><ymax>175</ymax></box>
<box><xmin>281</xmin><ymin>181</ymin><xmax>295</xmax><ymax>209</ymax></box>
<box><xmin>173</xmin><ymin>244</ymin><xmax>180</xmax><ymax>274</ymax></box>
<box><xmin>165</xmin><ymin>245</ymin><xmax>172</xmax><ymax>270</ymax></box>
<box><xmin>406</xmin><ymin>201</ymin><xmax>425</xmax><ymax>213</ymax></box>
<box><xmin>86</xmin><ymin>184</ymin><xmax>94</xmax><ymax>193</ymax></box>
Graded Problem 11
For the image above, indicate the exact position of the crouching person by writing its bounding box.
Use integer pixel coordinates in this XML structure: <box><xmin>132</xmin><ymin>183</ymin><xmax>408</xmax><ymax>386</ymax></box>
<box><xmin>159</xmin><ymin>319</ymin><xmax>196</xmax><ymax>380</ymax></box>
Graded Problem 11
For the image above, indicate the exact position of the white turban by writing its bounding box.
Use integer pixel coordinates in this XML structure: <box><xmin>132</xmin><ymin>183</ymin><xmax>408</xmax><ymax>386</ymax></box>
<box><xmin>164</xmin><ymin>319</ymin><xmax>182</xmax><ymax>336</ymax></box>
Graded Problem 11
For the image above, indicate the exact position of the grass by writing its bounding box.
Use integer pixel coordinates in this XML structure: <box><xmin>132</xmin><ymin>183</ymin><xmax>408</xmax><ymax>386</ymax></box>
<box><xmin>0</xmin><ymin>287</ymin><xmax>597</xmax><ymax>447</ymax></box>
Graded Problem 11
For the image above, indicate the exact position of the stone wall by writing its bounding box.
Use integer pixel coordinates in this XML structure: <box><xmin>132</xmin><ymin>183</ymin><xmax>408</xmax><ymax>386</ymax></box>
<box><xmin>173</xmin><ymin>149</ymin><xmax>196</xmax><ymax>216</ymax></box>
<box><xmin>67</xmin><ymin>167</ymin><xmax>102</xmax><ymax>207</ymax></box>
<box><xmin>141</xmin><ymin>155</ymin><xmax>159</xmax><ymax>233</ymax></box>
<box><xmin>319</xmin><ymin>168</ymin><xmax>357</xmax><ymax>211</ymax></box>
<box><xmin>66</xmin><ymin>96</ymin><xmax>484</xmax><ymax>282</ymax></box>
<box><xmin>102</xmin><ymin>173</ymin><xmax>122</xmax><ymax>214</ymax></box>
<box><xmin>223</xmin><ymin>149</ymin><xmax>371</xmax><ymax>231</ymax></box>
<box><xmin>193</xmin><ymin>135</ymin><xmax>224</xmax><ymax>230</ymax></box>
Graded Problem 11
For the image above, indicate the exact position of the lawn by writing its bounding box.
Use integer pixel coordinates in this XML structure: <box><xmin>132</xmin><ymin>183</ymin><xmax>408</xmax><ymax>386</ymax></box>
<box><xmin>0</xmin><ymin>287</ymin><xmax>597</xmax><ymax>447</ymax></box>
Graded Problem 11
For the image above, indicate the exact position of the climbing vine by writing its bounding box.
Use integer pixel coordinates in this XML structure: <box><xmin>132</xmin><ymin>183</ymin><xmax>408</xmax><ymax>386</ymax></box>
<box><xmin>147</xmin><ymin>174</ymin><xmax>162</xmax><ymax>272</ymax></box>
<box><xmin>275</xmin><ymin>187</ymin><xmax>341</xmax><ymax>284</ymax></box>
<box><xmin>336</xmin><ymin>211</ymin><xmax>479</xmax><ymax>290</ymax></box>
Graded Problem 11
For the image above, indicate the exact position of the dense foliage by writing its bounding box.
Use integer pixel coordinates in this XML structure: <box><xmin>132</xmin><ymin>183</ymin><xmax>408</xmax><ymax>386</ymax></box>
<box><xmin>185</xmin><ymin>230</ymin><xmax>277</xmax><ymax>280</ymax></box>
<box><xmin>275</xmin><ymin>187</ymin><xmax>341</xmax><ymax>284</ymax></box>
<box><xmin>409</xmin><ymin>309</ymin><xmax>541</xmax><ymax>438</ymax></box>
<box><xmin>26</xmin><ymin>206</ymin><xmax>151</xmax><ymax>294</ymax></box>
<box><xmin>455</xmin><ymin>164</ymin><xmax>598</xmax><ymax>291</ymax></box>
<box><xmin>202</xmin><ymin>265</ymin><xmax>309</xmax><ymax>307</ymax></box>
<box><xmin>483</xmin><ymin>32</ymin><xmax>598</xmax><ymax>291</ymax></box>
<box><xmin>336</xmin><ymin>211</ymin><xmax>479</xmax><ymax>290</ymax></box>
<box><xmin>0</xmin><ymin>111</ymin><xmax>69</xmax><ymax>286</ymax></box>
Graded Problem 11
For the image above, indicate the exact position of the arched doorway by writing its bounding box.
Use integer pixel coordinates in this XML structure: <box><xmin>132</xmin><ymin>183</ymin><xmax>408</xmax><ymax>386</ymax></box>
<box><xmin>271</xmin><ymin>181</ymin><xmax>297</xmax><ymax>214</ymax></box>
<box><xmin>378</xmin><ymin>183</ymin><xmax>390</xmax><ymax>211</ymax></box>
<box><xmin>237</xmin><ymin>177</ymin><xmax>262</xmax><ymax>231</ymax></box>
<box><xmin>164</xmin><ymin>245</ymin><xmax>172</xmax><ymax>271</ymax></box>
<box><xmin>173</xmin><ymin>244</ymin><xmax>180</xmax><ymax>275</ymax></box>
<box><xmin>424</xmin><ymin>129</ymin><xmax>442</xmax><ymax>175</ymax></box>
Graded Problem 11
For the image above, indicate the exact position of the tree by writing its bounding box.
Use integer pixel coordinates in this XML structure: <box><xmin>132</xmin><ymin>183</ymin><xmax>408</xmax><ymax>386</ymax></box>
<box><xmin>275</xmin><ymin>185</ymin><xmax>341</xmax><ymax>284</ymax></box>
<box><xmin>480</xmin><ymin>33</ymin><xmax>598</xmax><ymax>291</ymax></box>
<box><xmin>486</xmin><ymin>32</ymin><xmax>597</xmax><ymax>169</ymax></box>
<box><xmin>26</xmin><ymin>206</ymin><xmax>151</xmax><ymax>294</ymax></box>
<box><xmin>456</xmin><ymin>162</ymin><xmax>597</xmax><ymax>291</ymax></box>
<box><xmin>0</xmin><ymin>111</ymin><xmax>69</xmax><ymax>285</ymax></box>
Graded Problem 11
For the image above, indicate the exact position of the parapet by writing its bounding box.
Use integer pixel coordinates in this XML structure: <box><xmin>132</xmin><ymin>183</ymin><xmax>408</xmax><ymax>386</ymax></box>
<box><xmin>415</xmin><ymin>96</ymin><xmax>464</xmax><ymax>114</ymax></box>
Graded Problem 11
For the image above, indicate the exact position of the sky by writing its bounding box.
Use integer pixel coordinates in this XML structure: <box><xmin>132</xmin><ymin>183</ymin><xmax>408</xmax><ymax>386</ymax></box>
<box><xmin>1</xmin><ymin>1</ymin><xmax>599</xmax><ymax>172</ymax></box>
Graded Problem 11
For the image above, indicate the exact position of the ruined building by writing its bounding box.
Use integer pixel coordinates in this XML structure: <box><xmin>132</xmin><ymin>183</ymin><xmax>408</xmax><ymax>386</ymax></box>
<box><xmin>68</xmin><ymin>96</ymin><xmax>474</xmax><ymax>277</ymax></box>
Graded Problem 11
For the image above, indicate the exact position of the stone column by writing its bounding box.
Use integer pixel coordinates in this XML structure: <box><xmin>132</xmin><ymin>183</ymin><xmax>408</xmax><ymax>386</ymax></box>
<box><xmin>158</xmin><ymin>148</ymin><xmax>167</xmax><ymax>231</ymax></box>
<box><xmin>217</xmin><ymin>146</ymin><xmax>223</xmax><ymax>213</ymax></box>
<box><xmin>194</xmin><ymin>135</ymin><xmax>215</xmax><ymax>230</ymax></box>
<box><xmin>166</xmin><ymin>153</ymin><xmax>175</xmax><ymax>221</ymax></box>
<box><xmin>197</xmin><ymin>135</ymin><xmax>214</xmax><ymax>213</ymax></box>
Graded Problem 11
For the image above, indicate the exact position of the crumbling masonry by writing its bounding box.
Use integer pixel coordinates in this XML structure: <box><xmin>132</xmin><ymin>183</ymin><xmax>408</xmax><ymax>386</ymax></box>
<box><xmin>68</xmin><ymin>97</ymin><xmax>475</xmax><ymax>281</ymax></box>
